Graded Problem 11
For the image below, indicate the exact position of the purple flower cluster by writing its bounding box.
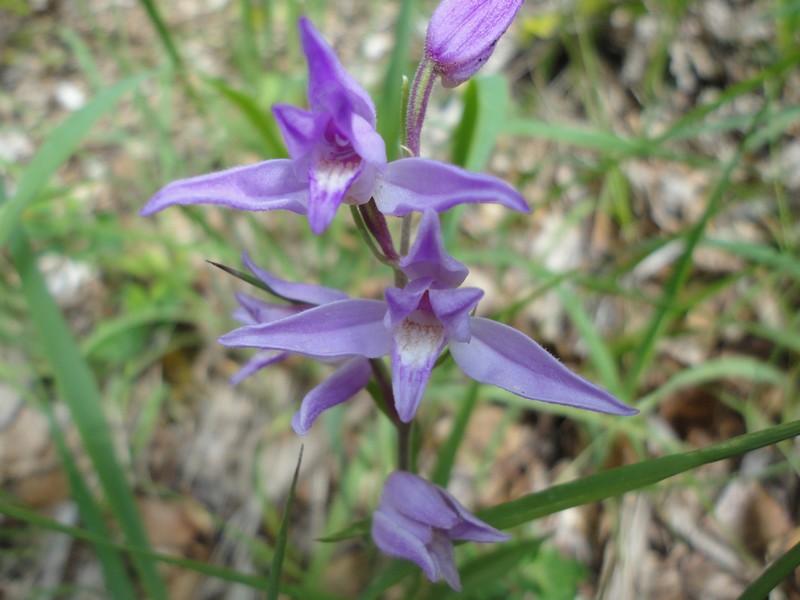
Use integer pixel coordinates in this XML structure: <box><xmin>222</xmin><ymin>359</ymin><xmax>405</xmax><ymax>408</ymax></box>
<box><xmin>143</xmin><ymin>3</ymin><xmax>636</xmax><ymax>591</ymax></box>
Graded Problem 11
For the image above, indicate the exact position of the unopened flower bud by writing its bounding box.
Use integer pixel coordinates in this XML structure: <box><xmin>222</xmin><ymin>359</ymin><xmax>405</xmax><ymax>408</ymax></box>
<box><xmin>425</xmin><ymin>0</ymin><xmax>524</xmax><ymax>88</ymax></box>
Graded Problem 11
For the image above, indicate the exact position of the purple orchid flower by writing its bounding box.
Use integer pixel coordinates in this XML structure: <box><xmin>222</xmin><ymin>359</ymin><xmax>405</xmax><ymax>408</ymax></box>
<box><xmin>227</xmin><ymin>252</ymin><xmax>373</xmax><ymax>435</ymax></box>
<box><xmin>141</xmin><ymin>17</ymin><xmax>528</xmax><ymax>234</ymax></box>
<box><xmin>372</xmin><ymin>471</ymin><xmax>509</xmax><ymax>591</ymax></box>
<box><xmin>219</xmin><ymin>211</ymin><xmax>637</xmax><ymax>426</ymax></box>
<box><xmin>426</xmin><ymin>0</ymin><xmax>524</xmax><ymax>88</ymax></box>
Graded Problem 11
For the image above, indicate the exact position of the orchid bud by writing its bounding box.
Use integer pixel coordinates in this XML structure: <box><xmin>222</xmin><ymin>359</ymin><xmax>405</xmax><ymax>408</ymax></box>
<box><xmin>425</xmin><ymin>0</ymin><xmax>524</xmax><ymax>88</ymax></box>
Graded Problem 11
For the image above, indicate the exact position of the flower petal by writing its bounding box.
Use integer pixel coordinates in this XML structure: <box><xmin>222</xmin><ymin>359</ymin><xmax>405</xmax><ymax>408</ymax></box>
<box><xmin>376</xmin><ymin>158</ymin><xmax>529</xmax><ymax>216</ymax></box>
<box><xmin>230</xmin><ymin>350</ymin><xmax>289</xmax><ymax>385</ymax></box>
<box><xmin>384</xmin><ymin>280</ymin><xmax>431</xmax><ymax>328</ymax></box>
<box><xmin>218</xmin><ymin>299</ymin><xmax>391</xmax><ymax>359</ymax></box>
<box><xmin>272</xmin><ymin>104</ymin><xmax>324</xmax><ymax>175</ymax></box>
<box><xmin>426</xmin><ymin>0</ymin><xmax>524</xmax><ymax>88</ymax></box>
<box><xmin>372</xmin><ymin>509</ymin><xmax>439</xmax><ymax>582</ymax></box>
<box><xmin>291</xmin><ymin>357</ymin><xmax>372</xmax><ymax>435</ymax></box>
<box><xmin>307</xmin><ymin>155</ymin><xmax>364</xmax><ymax>234</ymax></box>
<box><xmin>428</xmin><ymin>287</ymin><xmax>483</xmax><ymax>343</ymax></box>
<box><xmin>399</xmin><ymin>209</ymin><xmax>468</xmax><ymax>288</ymax></box>
<box><xmin>242</xmin><ymin>252</ymin><xmax>348</xmax><ymax>305</ymax></box>
<box><xmin>141</xmin><ymin>160</ymin><xmax>308</xmax><ymax>216</ymax></box>
<box><xmin>234</xmin><ymin>293</ymin><xmax>306</xmax><ymax>325</ymax></box>
<box><xmin>299</xmin><ymin>17</ymin><xmax>376</xmax><ymax>127</ymax></box>
<box><xmin>391</xmin><ymin>314</ymin><xmax>447</xmax><ymax>422</ymax></box>
<box><xmin>428</xmin><ymin>530</ymin><xmax>461</xmax><ymax>591</ymax></box>
<box><xmin>450</xmin><ymin>317</ymin><xmax>638</xmax><ymax>415</ymax></box>
<box><xmin>382</xmin><ymin>472</ymin><xmax>461</xmax><ymax>528</ymax></box>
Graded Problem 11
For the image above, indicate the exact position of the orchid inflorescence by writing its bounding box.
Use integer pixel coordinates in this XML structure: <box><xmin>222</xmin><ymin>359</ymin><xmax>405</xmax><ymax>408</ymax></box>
<box><xmin>143</xmin><ymin>0</ymin><xmax>636</xmax><ymax>591</ymax></box>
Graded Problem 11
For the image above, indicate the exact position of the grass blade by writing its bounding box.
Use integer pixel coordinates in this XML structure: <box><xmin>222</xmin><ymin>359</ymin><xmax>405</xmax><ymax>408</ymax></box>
<box><xmin>0</xmin><ymin>74</ymin><xmax>146</xmax><ymax>248</ymax></box>
<box><xmin>738</xmin><ymin>538</ymin><xmax>800</xmax><ymax>600</ymax></box>
<box><xmin>8</xmin><ymin>229</ymin><xmax>168</xmax><ymax>599</ymax></box>
<box><xmin>623</xmin><ymin>106</ymin><xmax>769</xmax><ymax>399</ymax></box>
<box><xmin>479</xmin><ymin>419</ymin><xmax>800</xmax><ymax>530</ymax></box>
<box><xmin>0</xmin><ymin>501</ymin><xmax>348</xmax><ymax>600</ymax></box>
<box><xmin>39</xmin><ymin>402</ymin><xmax>139</xmax><ymax>600</ymax></box>
<box><xmin>135</xmin><ymin>0</ymin><xmax>184</xmax><ymax>70</ymax></box>
<box><xmin>431</xmin><ymin>382</ymin><xmax>479</xmax><ymax>487</ymax></box>
<box><xmin>266</xmin><ymin>445</ymin><xmax>304</xmax><ymax>600</ymax></box>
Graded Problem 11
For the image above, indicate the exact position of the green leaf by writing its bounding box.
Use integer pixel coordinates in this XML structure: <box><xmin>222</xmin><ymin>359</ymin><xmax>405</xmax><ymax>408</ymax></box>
<box><xmin>267</xmin><ymin>445</ymin><xmax>304</xmax><ymax>600</ymax></box>
<box><xmin>0</xmin><ymin>74</ymin><xmax>147</xmax><ymax>248</ymax></box>
<box><xmin>479</xmin><ymin>419</ymin><xmax>800</xmax><ymax>530</ymax></box>
<box><xmin>450</xmin><ymin>75</ymin><xmax>509</xmax><ymax>171</ymax></box>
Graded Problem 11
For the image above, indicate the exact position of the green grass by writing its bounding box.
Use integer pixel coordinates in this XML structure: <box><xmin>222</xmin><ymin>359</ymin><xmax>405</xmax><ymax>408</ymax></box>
<box><xmin>1</xmin><ymin>0</ymin><xmax>799</xmax><ymax>597</ymax></box>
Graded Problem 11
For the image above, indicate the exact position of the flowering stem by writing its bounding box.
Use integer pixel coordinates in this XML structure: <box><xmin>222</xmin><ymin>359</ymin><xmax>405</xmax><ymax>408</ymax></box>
<box><xmin>397</xmin><ymin>422</ymin><xmax>412</xmax><ymax>472</ymax></box>
<box><xmin>405</xmin><ymin>57</ymin><xmax>436</xmax><ymax>158</ymax></box>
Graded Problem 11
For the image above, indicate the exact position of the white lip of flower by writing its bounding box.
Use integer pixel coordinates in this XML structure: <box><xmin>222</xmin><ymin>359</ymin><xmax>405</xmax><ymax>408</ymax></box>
<box><xmin>315</xmin><ymin>157</ymin><xmax>361</xmax><ymax>192</ymax></box>
<box><xmin>395</xmin><ymin>311</ymin><xmax>446</xmax><ymax>368</ymax></box>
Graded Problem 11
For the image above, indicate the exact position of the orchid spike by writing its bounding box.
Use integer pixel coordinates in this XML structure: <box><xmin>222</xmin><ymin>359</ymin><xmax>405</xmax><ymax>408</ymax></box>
<box><xmin>426</xmin><ymin>0</ymin><xmax>524</xmax><ymax>88</ymax></box>
<box><xmin>227</xmin><ymin>252</ymin><xmax>373</xmax><ymax>435</ymax></box>
<box><xmin>219</xmin><ymin>211</ymin><xmax>638</xmax><ymax>424</ymax></box>
<box><xmin>142</xmin><ymin>18</ymin><xmax>529</xmax><ymax>233</ymax></box>
<box><xmin>371</xmin><ymin>471</ymin><xmax>510</xmax><ymax>591</ymax></box>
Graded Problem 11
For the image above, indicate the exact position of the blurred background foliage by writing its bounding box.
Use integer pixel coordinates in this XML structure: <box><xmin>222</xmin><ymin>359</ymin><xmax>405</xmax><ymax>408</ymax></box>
<box><xmin>1</xmin><ymin>0</ymin><xmax>799</xmax><ymax>598</ymax></box>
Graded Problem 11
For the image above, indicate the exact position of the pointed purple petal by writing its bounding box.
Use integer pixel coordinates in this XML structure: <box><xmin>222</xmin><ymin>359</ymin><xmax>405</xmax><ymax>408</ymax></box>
<box><xmin>384</xmin><ymin>281</ymin><xmax>430</xmax><ymax>328</ymax></box>
<box><xmin>428</xmin><ymin>287</ymin><xmax>483</xmax><ymax>343</ymax></box>
<box><xmin>218</xmin><ymin>299</ymin><xmax>391</xmax><ymax>359</ymax></box>
<box><xmin>450</xmin><ymin>317</ymin><xmax>638</xmax><ymax>415</ymax></box>
<box><xmin>348</xmin><ymin>113</ymin><xmax>387</xmax><ymax>174</ymax></box>
<box><xmin>291</xmin><ymin>357</ymin><xmax>372</xmax><ymax>435</ymax></box>
<box><xmin>376</xmin><ymin>158</ymin><xmax>529</xmax><ymax>216</ymax></box>
<box><xmin>391</xmin><ymin>314</ymin><xmax>447</xmax><ymax>422</ymax></box>
<box><xmin>141</xmin><ymin>160</ymin><xmax>308</xmax><ymax>216</ymax></box>
<box><xmin>230</xmin><ymin>350</ymin><xmax>290</xmax><ymax>385</ymax></box>
<box><xmin>299</xmin><ymin>17</ymin><xmax>376</xmax><ymax>126</ymax></box>
<box><xmin>242</xmin><ymin>252</ymin><xmax>348</xmax><ymax>305</ymax></box>
<box><xmin>372</xmin><ymin>510</ymin><xmax>438</xmax><ymax>582</ymax></box>
<box><xmin>399</xmin><ymin>210</ymin><xmax>468</xmax><ymax>287</ymax></box>
<box><xmin>428</xmin><ymin>530</ymin><xmax>461</xmax><ymax>591</ymax></box>
<box><xmin>440</xmin><ymin>490</ymin><xmax>511</xmax><ymax>542</ymax></box>
<box><xmin>272</xmin><ymin>104</ymin><xmax>324</xmax><ymax>172</ymax></box>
